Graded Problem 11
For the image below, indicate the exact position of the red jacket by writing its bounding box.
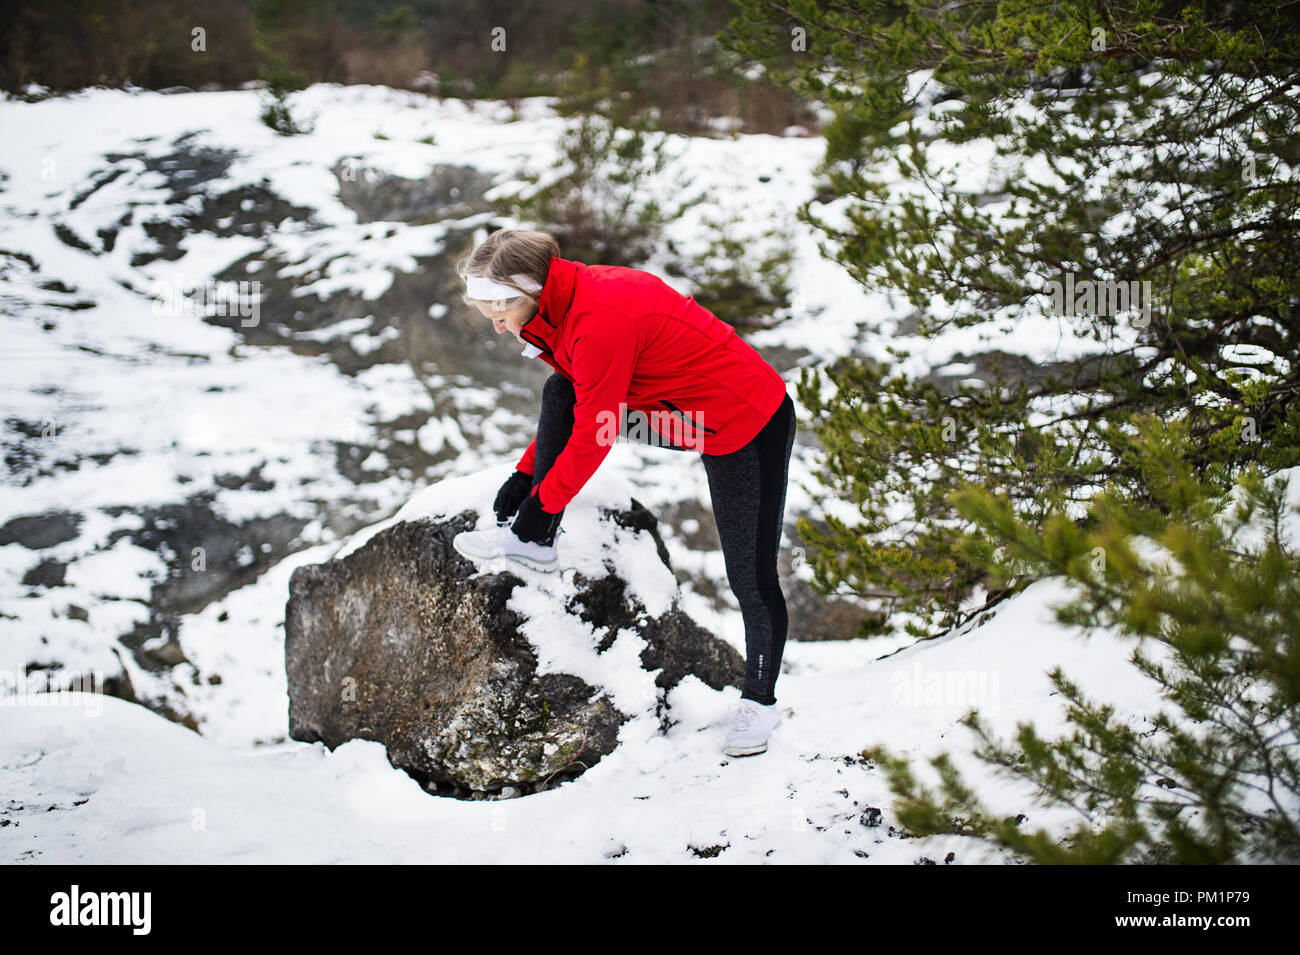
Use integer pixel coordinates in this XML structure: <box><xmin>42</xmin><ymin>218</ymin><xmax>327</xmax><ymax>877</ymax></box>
<box><xmin>514</xmin><ymin>256</ymin><xmax>787</xmax><ymax>514</ymax></box>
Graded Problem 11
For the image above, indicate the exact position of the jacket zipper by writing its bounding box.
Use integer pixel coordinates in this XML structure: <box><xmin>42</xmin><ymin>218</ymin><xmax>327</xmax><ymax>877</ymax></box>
<box><xmin>659</xmin><ymin>398</ymin><xmax>717</xmax><ymax>434</ymax></box>
<box><xmin>520</xmin><ymin>327</ymin><xmax>573</xmax><ymax>383</ymax></box>
<box><xmin>519</xmin><ymin>326</ymin><xmax>548</xmax><ymax>354</ymax></box>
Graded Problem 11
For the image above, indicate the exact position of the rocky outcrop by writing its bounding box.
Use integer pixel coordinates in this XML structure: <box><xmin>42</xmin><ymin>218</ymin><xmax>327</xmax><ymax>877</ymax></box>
<box><xmin>333</xmin><ymin>161</ymin><xmax>496</xmax><ymax>224</ymax></box>
<box><xmin>285</xmin><ymin>502</ymin><xmax>744</xmax><ymax>799</ymax></box>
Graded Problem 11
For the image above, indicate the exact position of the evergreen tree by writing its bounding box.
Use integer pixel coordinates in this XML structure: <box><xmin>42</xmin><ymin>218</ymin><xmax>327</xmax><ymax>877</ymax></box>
<box><xmin>257</xmin><ymin>53</ymin><xmax>312</xmax><ymax>136</ymax></box>
<box><xmin>665</xmin><ymin>204</ymin><xmax>798</xmax><ymax>334</ymax></box>
<box><xmin>862</xmin><ymin>413</ymin><xmax>1300</xmax><ymax>863</ymax></box>
<box><xmin>253</xmin><ymin>0</ymin><xmax>314</xmax><ymax>135</ymax></box>
<box><xmin>492</xmin><ymin>104</ymin><xmax>698</xmax><ymax>268</ymax></box>
<box><xmin>721</xmin><ymin>0</ymin><xmax>1300</xmax><ymax>635</ymax></box>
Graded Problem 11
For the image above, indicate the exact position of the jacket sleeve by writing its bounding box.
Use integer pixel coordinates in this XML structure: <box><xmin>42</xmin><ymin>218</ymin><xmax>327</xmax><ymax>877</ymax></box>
<box><xmin>516</xmin><ymin>438</ymin><xmax>536</xmax><ymax>476</ymax></box>
<box><xmin>532</xmin><ymin>309</ymin><xmax>638</xmax><ymax>513</ymax></box>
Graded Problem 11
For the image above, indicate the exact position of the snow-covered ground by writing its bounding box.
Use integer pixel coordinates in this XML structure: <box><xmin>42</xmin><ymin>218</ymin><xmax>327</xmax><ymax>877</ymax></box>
<box><xmin>0</xmin><ymin>83</ymin><xmax>1240</xmax><ymax>863</ymax></box>
<box><xmin>3</xmin><ymin>462</ymin><xmax>1178</xmax><ymax>863</ymax></box>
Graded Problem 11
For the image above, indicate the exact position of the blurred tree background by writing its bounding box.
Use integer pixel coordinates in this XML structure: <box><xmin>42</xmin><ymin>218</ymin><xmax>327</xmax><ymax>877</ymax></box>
<box><xmin>0</xmin><ymin>0</ymin><xmax>819</xmax><ymax>137</ymax></box>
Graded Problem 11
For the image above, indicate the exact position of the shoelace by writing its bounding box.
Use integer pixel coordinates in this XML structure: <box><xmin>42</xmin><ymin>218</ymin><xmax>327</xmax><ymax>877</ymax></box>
<box><xmin>493</xmin><ymin>521</ymin><xmax>563</xmax><ymax>544</ymax></box>
<box><xmin>733</xmin><ymin>701</ymin><xmax>759</xmax><ymax>733</ymax></box>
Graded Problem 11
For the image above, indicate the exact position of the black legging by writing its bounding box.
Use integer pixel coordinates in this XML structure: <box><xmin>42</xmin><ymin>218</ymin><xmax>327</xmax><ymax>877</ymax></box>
<box><xmin>531</xmin><ymin>372</ymin><xmax>797</xmax><ymax>705</ymax></box>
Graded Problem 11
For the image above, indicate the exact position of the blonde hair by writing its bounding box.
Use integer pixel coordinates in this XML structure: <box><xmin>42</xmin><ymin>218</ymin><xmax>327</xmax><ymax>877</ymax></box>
<box><xmin>456</xmin><ymin>228</ymin><xmax>560</xmax><ymax>312</ymax></box>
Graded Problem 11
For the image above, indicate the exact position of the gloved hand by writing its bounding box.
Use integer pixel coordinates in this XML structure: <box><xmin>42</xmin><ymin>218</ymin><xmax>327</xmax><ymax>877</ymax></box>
<box><xmin>493</xmin><ymin>470</ymin><xmax>534</xmax><ymax>525</ymax></box>
<box><xmin>511</xmin><ymin>490</ymin><xmax>564</xmax><ymax>546</ymax></box>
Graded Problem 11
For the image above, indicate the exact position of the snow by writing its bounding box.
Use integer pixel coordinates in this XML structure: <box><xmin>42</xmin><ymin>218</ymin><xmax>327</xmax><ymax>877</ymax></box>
<box><xmin>1</xmin><ymin>563</ymin><xmax>1172</xmax><ymax>863</ymax></box>
<box><xmin>2</xmin><ymin>80</ymin><xmax>1281</xmax><ymax>863</ymax></box>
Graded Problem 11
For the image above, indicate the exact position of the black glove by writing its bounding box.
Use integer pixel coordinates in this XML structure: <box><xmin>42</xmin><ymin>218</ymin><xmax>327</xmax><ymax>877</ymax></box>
<box><xmin>494</xmin><ymin>470</ymin><xmax>534</xmax><ymax>525</ymax></box>
<box><xmin>511</xmin><ymin>490</ymin><xmax>564</xmax><ymax>546</ymax></box>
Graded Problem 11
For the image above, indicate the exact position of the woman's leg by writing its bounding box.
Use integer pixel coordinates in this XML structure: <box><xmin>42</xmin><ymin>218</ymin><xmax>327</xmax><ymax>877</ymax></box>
<box><xmin>701</xmin><ymin>393</ymin><xmax>797</xmax><ymax>706</ymax></box>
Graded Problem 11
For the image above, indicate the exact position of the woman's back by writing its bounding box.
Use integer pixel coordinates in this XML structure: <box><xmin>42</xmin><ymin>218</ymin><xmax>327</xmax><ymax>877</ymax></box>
<box><xmin>525</xmin><ymin>257</ymin><xmax>787</xmax><ymax>457</ymax></box>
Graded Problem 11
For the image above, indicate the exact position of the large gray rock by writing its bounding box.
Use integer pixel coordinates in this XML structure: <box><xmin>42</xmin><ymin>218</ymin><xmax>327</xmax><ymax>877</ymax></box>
<box><xmin>285</xmin><ymin>502</ymin><xmax>744</xmax><ymax>798</ymax></box>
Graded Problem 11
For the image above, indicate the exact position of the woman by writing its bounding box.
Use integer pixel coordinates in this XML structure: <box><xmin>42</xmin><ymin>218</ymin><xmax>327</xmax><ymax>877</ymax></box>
<box><xmin>451</xmin><ymin>228</ymin><xmax>796</xmax><ymax>757</ymax></box>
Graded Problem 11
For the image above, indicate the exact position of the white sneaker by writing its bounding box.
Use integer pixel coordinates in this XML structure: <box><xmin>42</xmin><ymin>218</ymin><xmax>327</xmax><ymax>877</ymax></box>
<box><xmin>452</xmin><ymin>525</ymin><xmax>558</xmax><ymax>573</ymax></box>
<box><xmin>723</xmin><ymin>698</ymin><xmax>781</xmax><ymax>756</ymax></box>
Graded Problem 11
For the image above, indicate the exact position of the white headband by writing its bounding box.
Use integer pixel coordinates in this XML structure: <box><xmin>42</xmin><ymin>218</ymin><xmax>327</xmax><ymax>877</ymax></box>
<box><xmin>466</xmin><ymin>273</ymin><xmax>543</xmax><ymax>300</ymax></box>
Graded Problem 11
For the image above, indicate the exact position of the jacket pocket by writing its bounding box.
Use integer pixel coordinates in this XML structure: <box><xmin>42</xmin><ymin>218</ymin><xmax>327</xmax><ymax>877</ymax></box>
<box><xmin>659</xmin><ymin>398</ymin><xmax>717</xmax><ymax>433</ymax></box>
